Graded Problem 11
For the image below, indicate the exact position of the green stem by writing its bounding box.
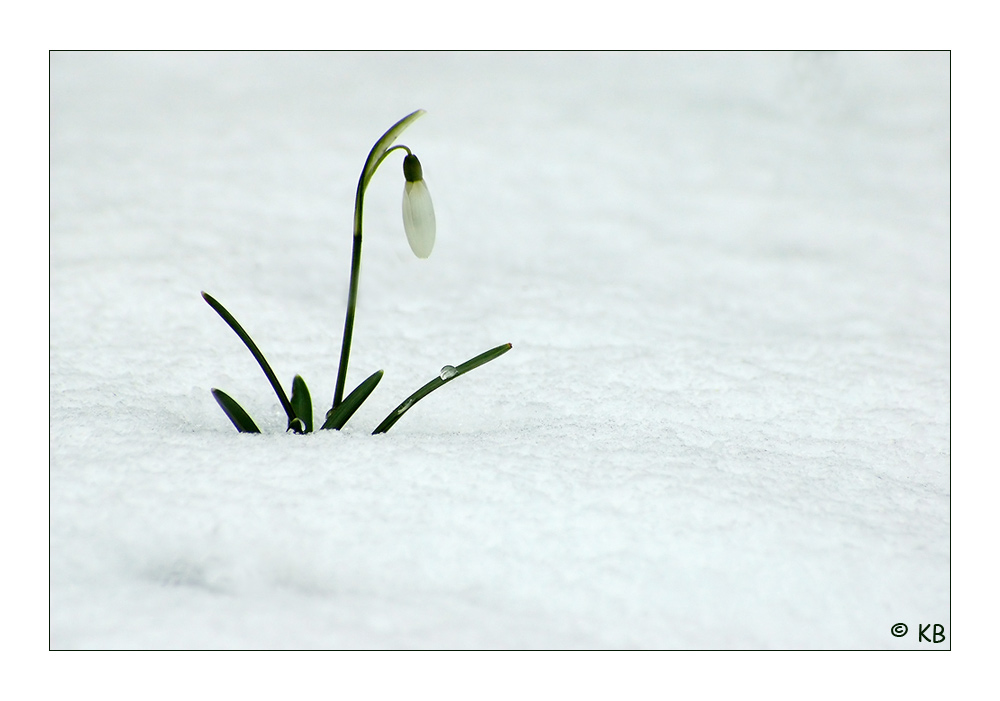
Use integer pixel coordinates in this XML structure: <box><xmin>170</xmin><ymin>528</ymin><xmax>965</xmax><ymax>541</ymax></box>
<box><xmin>332</xmin><ymin>112</ymin><xmax>425</xmax><ymax>408</ymax></box>
<box><xmin>333</xmin><ymin>224</ymin><xmax>363</xmax><ymax>408</ymax></box>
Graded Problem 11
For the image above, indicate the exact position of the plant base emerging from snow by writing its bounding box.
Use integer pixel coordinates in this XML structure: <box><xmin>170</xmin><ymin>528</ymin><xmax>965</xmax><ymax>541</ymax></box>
<box><xmin>203</xmin><ymin>111</ymin><xmax>511</xmax><ymax>434</ymax></box>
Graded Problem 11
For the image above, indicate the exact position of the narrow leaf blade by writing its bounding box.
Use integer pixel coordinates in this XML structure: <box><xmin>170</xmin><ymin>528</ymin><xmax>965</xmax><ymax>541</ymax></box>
<box><xmin>373</xmin><ymin>343</ymin><xmax>512</xmax><ymax>435</ymax></box>
<box><xmin>322</xmin><ymin>369</ymin><xmax>384</xmax><ymax>430</ymax></box>
<box><xmin>453</xmin><ymin>342</ymin><xmax>513</xmax><ymax>376</ymax></box>
<box><xmin>212</xmin><ymin>388</ymin><xmax>261</xmax><ymax>433</ymax></box>
<box><xmin>202</xmin><ymin>291</ymin><xmax>296</xmax><ymax>429</ymax></box>
<box><xmin>290</xmin><ymin>374</ymin><xmax>313</xmax><ymax>433</ymax></box>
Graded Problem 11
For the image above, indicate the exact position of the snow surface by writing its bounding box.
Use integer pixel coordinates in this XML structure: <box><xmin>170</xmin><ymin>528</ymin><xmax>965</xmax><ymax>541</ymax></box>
<box><xmin>49</xmin><ymin>51</ymin><xmax>950</xmax><ymax>649</ymax></box>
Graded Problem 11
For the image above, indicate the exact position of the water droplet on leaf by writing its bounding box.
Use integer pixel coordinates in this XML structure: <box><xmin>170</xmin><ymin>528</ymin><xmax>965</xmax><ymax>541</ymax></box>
<box><xmin>439</xmin><ymin>365</ymin><xmax>458</xmax><ymax>380</ymax></box>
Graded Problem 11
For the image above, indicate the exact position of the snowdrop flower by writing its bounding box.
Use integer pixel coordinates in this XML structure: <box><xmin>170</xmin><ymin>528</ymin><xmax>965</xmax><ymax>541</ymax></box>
<box><xmin>401</xmin><ymin>153</ymin><xmax>435</xmax><ymax>258</ymax></box>
<box><xmin>204</xmin><ymin>111</ymin><xmax>512</xmax><ymax>436</ymax></box>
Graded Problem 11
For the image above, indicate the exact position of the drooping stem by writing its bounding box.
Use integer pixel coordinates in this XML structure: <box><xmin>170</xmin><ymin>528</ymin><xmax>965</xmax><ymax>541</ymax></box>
<box><xmin>332</xmin><ymin>111</ymin><xmax>425</xmax><ymax>408</ymax></box>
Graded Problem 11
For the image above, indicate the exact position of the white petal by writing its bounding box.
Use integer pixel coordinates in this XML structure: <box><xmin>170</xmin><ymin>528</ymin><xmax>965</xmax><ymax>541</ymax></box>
<box><xmin>402</xmin><ymin>180</ymin><xmax>436</xmax><ymax>258</ymax></box>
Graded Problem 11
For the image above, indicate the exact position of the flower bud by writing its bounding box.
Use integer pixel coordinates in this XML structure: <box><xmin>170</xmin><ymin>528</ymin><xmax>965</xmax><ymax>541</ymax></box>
<box><xmin>401</xmin><ymin>155</ymin><xmax>435</xmax><ymax>258</ymax></box>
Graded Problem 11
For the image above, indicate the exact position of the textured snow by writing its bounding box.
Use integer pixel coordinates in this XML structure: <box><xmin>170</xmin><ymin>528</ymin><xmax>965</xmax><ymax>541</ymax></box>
<box><xmin>49</xmin><ymin>51</ymin><xmax>949</xmax><ymax>650</ymax></box>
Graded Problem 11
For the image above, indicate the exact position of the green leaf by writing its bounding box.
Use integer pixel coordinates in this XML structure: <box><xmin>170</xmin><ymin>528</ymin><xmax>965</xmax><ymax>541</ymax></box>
<box><xmin>322</xmin><ymin>369</ymin><xmax>384</xmax><ymax>430</ymax></box>
<box><xmin>211</xmin><ymin>388</ymin><xmax>261</xmax><ymax>433</ymax></box>
<box><xmin>372</xmin><ymin>342</ymin><xmax>512</xmax><ymax>435</ymax></box>
<box><xmin>290</xmin><ymin>374</ymin><xmax>313</xmax><ymax>433</ymax></box>
<box><xmin>202</xmin><ymin>292</ymin><xmax>298</xmax><ymax>431</ymax></box>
